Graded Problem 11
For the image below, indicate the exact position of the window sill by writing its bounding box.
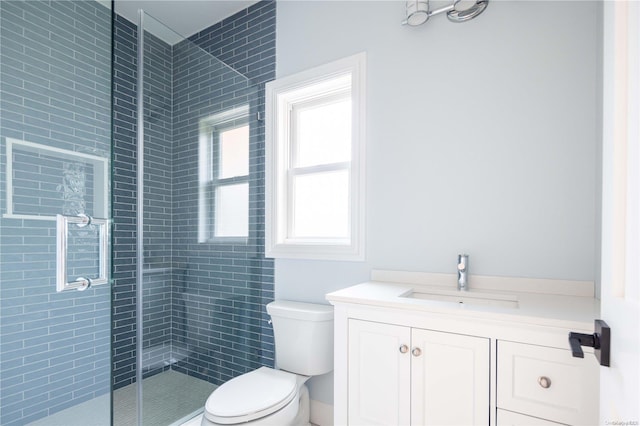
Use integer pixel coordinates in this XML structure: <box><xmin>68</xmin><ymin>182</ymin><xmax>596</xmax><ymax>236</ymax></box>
<box><xmin>266</xmin><ymin>242</ymin><xmax>364</xmax><ymax>261</ymax></box>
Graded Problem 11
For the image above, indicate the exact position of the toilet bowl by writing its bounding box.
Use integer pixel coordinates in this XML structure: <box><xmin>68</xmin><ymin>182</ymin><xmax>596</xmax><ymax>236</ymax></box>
<box><xmin>200</xmin><ymin>301</ymin><xmax>333</xmax><ymax>426</ymax></box>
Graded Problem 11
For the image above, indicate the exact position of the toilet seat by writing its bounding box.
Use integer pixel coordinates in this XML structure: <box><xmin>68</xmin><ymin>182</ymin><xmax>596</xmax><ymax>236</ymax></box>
<box><xmin>204</xmin><ymin>367</ymin><xmax>298</xmax><ymax>425</ymax></box>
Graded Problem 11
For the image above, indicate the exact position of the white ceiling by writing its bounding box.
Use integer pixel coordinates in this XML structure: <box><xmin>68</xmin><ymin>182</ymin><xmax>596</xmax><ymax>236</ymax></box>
<box><xmin>115</xmin><ymin>0</ymin><xmax>259</xmax><ymax>44</ymax></box>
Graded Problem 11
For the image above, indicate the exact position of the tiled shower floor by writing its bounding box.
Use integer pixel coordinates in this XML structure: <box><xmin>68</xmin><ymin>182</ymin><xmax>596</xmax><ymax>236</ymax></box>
<box><xmin>27</xmin><ymin>370</ymin><xmax>217</xmax><ymax>426</ymax></box>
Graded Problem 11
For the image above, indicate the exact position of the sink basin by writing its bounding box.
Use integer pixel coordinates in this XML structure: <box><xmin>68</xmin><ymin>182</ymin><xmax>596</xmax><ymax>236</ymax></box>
<box><xmin>402</xmin><ymin>288</ymin><xmax>519</xmax><ymax>309</ymax></box>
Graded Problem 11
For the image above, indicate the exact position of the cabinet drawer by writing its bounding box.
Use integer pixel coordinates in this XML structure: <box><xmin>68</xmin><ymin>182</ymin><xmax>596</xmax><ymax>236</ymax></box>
<box><xmin>497</xmin><ymin>341</ymin><xmax>598</xmax><ymax>425</ymax></box>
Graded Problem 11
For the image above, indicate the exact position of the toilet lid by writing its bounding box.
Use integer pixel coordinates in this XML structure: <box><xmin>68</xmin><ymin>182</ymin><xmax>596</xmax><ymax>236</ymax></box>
<box><xmin>204</xmin><ymin>367</ymin><xmax>298</xmax><ymax>424</ymax></box>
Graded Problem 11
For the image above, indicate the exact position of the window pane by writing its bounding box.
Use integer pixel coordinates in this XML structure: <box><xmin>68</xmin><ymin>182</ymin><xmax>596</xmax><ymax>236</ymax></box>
<box><xmin>295</xmin><ymin>97</ymin><xmax>351</xmax><ymax>167</ymax></box>
<box><xmin>215</xmin><ymin>183</ymin><xmax>248</xmax><ymax>237</ymax></box>
<box><xmin>219</xmin><ymin>125</ymin><xmax>249</xmax><ymax>179</ymax></box>
<box><xmin>292</xmin><ymin>170</ymin><xmax>349</xmax><ymax>238</ymax></box>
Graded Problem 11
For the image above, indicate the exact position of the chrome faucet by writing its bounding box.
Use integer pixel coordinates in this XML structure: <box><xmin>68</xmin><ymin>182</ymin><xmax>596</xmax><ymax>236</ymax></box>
<box><xmin>457</xmin><ymin>254</ymin><xmax>469</xmax><ymax>291</ymax></box>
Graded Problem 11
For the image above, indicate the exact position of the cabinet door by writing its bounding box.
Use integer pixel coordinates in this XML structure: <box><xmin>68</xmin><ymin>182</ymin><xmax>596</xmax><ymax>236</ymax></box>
<box><xmin>348</xmin><ymin>319</ymin><xmax>411</xmax><ymax>425</ymax></box>
<box><xmin>411</xmin><ymin>329</ymin><xmax>490</xmax><ymax>426</ymax></box>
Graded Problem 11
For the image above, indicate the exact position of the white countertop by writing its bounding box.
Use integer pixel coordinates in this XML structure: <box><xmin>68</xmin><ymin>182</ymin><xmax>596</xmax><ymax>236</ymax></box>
<box><xmin>326</xmin><ymin>272</ymin><xmax>600</xmax><ymax>331</ymax></box>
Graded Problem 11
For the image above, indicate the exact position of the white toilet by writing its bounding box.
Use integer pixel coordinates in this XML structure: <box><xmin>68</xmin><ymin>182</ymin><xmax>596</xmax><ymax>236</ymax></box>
<box><xmin>201</xmin><ymin>300</ymin><xmax>334</xmax><ymax>426</ymax></box>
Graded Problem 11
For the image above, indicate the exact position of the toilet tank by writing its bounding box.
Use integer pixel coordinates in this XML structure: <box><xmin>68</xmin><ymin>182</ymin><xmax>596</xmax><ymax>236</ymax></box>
<box><xmin>266</xmin><ymin>300</ymin><xmax>334</xmax><ymax>376</ymax></box>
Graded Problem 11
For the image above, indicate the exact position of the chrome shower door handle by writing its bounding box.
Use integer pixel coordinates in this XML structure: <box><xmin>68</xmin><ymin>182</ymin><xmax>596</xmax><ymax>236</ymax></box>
<box><xmin>56</xmin><ymin>214</ymin><xmax>110</xmax><ymax>292</ymax></box>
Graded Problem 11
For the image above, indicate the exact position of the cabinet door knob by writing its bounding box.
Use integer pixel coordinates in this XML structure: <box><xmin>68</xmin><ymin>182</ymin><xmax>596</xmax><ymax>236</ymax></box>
<box><xmin>412</xmin><ymin>347</ymin><xmax>422</xmax><ymax>357</ymax></box>
<box><xmin>399</xmin><ymin>344</ymin><xmax>409</xmax><ymax>354</ymax></box>
<box><xmin>538</xmin><ymin>376</ymin><xmax>552</xmax><ymax>389</ymax></box>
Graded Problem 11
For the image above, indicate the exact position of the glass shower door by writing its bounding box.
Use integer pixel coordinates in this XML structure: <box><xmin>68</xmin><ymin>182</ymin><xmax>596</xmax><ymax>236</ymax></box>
<box><xmin>0</xmin><ymin>1</ymin><xmax>113</xmax><ymax>425</ymax></box>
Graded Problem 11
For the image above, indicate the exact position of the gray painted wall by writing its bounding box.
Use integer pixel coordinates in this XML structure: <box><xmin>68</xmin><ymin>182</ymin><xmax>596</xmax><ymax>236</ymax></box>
<box><xmin>274</xmin><ymin>0</ymin><xmax>601</xmax><ymax>405</ymax></box>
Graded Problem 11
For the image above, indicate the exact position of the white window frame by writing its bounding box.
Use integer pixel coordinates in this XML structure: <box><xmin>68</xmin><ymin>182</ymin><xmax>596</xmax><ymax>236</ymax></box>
<box><xmin>265</xmin><ymin>53</ymin><xmax>366</xmax><ymax>260</ymax></box>
<box><xmin>198</xmin><ymin>105</ymin><xmax>250</xmax><ymax>243</ymax></box>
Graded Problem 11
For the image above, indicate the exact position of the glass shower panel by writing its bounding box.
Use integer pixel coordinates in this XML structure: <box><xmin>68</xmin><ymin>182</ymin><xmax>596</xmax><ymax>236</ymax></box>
<box><xmin>170</xmin><ymin>25</ymin><xmax>264</xmax><ymax>398</ymax></box>
<box><xmin>0</xmin><ymin>1</ymin><xmax>112</xmax><ymax>425</ymax></box>
<box><xmin>133</xmin><ymin>11</ymin><xmax>265</xmax><ymax>425</ymax></box>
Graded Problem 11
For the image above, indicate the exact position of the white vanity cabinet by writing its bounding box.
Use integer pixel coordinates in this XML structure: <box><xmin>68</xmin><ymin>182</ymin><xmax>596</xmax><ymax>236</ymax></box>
<box><xmin>348</xmin><ymin>319</ymin><xmax>490</xmax><ymax>426</ymax></box>
<box><xmin>328</xmin><ymin>273</ymin><xmax>601</xmax><ymax>426</ymax></box>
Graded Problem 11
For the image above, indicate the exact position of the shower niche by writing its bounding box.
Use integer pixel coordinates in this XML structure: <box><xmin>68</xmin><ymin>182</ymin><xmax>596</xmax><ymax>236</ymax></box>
<box><xmin>4</xmin><ymin>138</ymin><xmax>108</xmax><ymax>221</ymax></box>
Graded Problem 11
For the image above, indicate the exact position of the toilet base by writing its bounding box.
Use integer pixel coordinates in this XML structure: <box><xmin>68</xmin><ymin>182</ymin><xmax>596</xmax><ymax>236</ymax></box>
<box><xmin>290</xmin><ymin>383</ymin><xmax>310</xmax><ymax>426</ymax></box>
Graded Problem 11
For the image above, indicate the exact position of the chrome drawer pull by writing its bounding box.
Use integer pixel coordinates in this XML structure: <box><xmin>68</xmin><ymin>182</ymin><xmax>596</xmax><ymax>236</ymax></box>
<box><xmin>538</xmin><ymin>376</ymin><xmax>552</xmax><ymax>389</ymax></box>
<box><xmin>412</xmin><ymin>347</ymin><xmax>422</xmax><ymax>357</ymax></box>
<box><xmin>399</xmin><ymin>344</ymin><xmax>409</xmax><ymax>354</ymax></box>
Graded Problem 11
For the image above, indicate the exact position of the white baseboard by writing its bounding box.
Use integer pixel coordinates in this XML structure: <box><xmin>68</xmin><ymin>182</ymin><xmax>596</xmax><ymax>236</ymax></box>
<box><xmin>310</xmin><ymin>399</ymin><xmax>333</xmax><ymax>426</ymax></box>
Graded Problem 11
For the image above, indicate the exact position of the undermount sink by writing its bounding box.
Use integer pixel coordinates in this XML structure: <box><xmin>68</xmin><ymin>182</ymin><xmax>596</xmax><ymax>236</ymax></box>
<box><xmin>402</xmin><ymin>288</ymin><xmax>519</xmax><ymax>309</ymax></box>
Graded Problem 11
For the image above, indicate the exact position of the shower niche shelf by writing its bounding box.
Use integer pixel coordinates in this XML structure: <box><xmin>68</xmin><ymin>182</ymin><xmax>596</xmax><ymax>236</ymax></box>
<box><xmin>4</xmin><ymin>138</ymin><xmax>108</xmax><ymax>221</ymax></box>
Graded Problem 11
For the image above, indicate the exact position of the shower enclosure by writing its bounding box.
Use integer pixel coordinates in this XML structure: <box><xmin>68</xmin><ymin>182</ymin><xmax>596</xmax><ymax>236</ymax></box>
<box><xmin>116</xmin><ymin>10</ymin><xmax>274</xmax><ymax>425</ymax></box>
<box><xmin>1</xmin><ymin>2</ymin><xmax>275</xmax><ymax>425</ymax></box>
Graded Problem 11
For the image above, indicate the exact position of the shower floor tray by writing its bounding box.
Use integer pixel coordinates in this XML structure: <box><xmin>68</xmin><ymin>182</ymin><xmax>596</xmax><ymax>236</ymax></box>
<box><xmin>27</xmin><ymin>370</ymin><xmax>217</xmax><ymax>426</ymax></box>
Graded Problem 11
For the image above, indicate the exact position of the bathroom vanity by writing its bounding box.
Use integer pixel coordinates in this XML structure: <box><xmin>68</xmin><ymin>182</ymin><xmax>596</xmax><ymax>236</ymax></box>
<box><xmin>326</xmin><ymin>270</ymin><xmax>601</xmax><ymax>426</ymax></box>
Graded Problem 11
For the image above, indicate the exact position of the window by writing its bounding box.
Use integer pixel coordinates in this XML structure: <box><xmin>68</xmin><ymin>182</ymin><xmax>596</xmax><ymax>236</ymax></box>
<box><xmin>265</xmin><ymin>53</ymin><xmax>366</xmax><ymax>260</ymax></box>
<box><xmin>198</xmin><ymin>106</ymin><xmax>250</xmax><ymax>242</ymax></box>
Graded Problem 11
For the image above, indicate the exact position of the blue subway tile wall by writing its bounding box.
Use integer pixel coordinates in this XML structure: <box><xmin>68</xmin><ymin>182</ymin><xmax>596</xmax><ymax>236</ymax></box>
<box><xmin>187</xmin><ymin>1</ymin><xmax>276</xmax><ymax>84</ymax></box>
<box><xmin>110</xmin><ymin>0</ymin><xmax>276</xmax><ymax>390</ymax></box>
<box><xmin>0</xmin><ymin>1</ymin><xmax>112</xmax><ymax>425</ymax></box>
<box><xmin>111</xmin><ymin>13</ymin><xmax>138</xmax><ymax>389</ymax></box>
